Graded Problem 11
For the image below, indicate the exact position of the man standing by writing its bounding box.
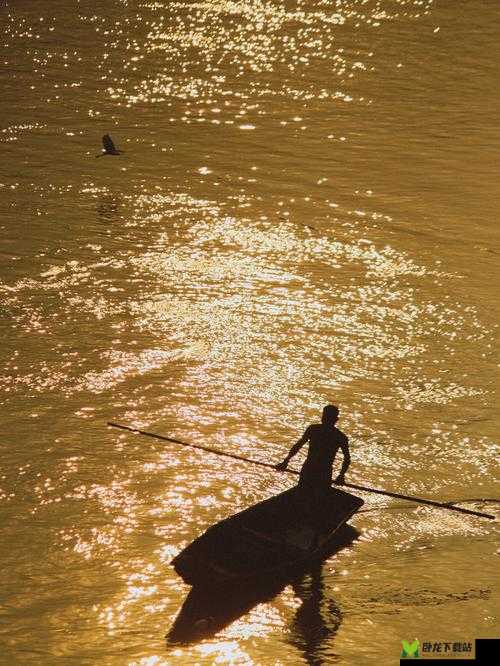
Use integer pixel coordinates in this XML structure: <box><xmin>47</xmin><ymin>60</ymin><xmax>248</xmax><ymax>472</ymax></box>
<box><xmin>275</xmin><ymin>405</ymin><xmax>351</xmax><ymax>492</ymax></box>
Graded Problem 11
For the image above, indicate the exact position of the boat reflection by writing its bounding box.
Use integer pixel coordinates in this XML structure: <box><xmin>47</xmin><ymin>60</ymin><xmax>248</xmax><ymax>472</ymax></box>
<box><xmin>167</xmin><ymin>523</ymin><xmax>359</xmax><ymax>654</ymax></box>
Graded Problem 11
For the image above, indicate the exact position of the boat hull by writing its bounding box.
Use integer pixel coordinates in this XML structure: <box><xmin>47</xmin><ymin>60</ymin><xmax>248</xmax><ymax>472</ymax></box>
<box><xmin>171</xmin><ymin>485</ymin><xmax>364</xmax><ymax>586</ymax></box>
<box><xmin>168</xmin><ymin>522</ymin><xmax>360</xmax><ymax>644</ymax></box>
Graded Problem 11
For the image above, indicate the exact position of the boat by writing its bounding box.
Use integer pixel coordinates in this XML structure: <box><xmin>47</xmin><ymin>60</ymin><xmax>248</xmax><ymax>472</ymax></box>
<box><xmin>168</xmin><ymin>522</ymin><xmax>360</xmax><ymax>644</ymax></box>
<box><xmin>171</xmin><ymin>486</ymin><xmax>364</xmax><ymax>586</ymax></box>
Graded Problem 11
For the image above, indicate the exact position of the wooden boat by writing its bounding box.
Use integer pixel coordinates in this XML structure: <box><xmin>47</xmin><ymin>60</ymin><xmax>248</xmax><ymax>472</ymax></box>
<box><xmin>168</xmin><ymin>523</ymin><xmax>360</xmax><ymax>644</ymax></box>
<box><xmin>172</xmin><ymin>486</ymin><xmax>364</xmax><ymax>586</ymax></box>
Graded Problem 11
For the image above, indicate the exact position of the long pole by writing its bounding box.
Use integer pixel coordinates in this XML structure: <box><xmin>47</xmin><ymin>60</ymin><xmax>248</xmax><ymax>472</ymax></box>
<box><xmin>107</xmin><ymin>422</ymin><xmax>495</xmax><ymax>520</ymax></box>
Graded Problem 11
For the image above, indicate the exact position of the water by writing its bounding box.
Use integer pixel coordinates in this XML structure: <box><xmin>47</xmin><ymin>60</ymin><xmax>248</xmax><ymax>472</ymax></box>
<box><xmin>1</xmin><ymin>0</ymin><xmax>499</xmax><ymax>663</ymax></box>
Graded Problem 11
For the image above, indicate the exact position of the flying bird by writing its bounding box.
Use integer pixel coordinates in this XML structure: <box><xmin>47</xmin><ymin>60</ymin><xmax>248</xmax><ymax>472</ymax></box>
<box><xmin>96</xmin><ymin>134</ymin><xmax>123</xmax><ymax>157</ymax></box>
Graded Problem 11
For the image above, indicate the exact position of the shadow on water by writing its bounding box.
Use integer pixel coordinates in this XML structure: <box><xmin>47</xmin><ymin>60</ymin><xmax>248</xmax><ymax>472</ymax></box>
<box><xmin>96</xmin><ymin>195</ymin><xmax>121</xmax><ymax>223</ymax></box>
<box><xmin>288</xmin><ymin>564</ymin><xmax>342</xmax><ymax>666</ymax></box>
<box><xmin>167</xmin><ymin>523</ymin><xmax>359</xmax><ymax>663</ymax></box>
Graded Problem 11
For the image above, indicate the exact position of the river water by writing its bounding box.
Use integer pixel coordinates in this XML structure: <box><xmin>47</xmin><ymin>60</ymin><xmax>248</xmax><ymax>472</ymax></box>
<box><xmin>0</xmin><ymin>1</ymin><xmax>499</xmax><ymax>664</ymax></box>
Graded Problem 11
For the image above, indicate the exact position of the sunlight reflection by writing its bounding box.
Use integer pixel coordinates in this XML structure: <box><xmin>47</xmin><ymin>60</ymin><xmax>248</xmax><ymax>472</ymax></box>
<box><xmin>196</xmin><ymin>640</ymin><xmax>253</xmax><ymax>665</ymax></box>
<box><xmin>221</xmin><ymin>602</ymin><xmax>285</xmax><ymax>640</ymax></box>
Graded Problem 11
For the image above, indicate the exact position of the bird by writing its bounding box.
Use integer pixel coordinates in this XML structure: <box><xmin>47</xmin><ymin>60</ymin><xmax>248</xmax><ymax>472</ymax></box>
<box><xmin>96</xmin><ymin>134</ymin><xmax>123</xmax><ymax>157</ymax></box>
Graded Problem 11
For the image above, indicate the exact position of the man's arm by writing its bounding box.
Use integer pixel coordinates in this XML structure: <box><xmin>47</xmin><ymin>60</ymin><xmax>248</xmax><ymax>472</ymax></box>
<box><xmin>333</xmin><ymin>437</ymin><xmax>351</xmax><ymax>485</ymax></box>
<box><xmin>275</xmin><ymin>426</ymin><xmax>311</xmax><ymax>470</ymax></box>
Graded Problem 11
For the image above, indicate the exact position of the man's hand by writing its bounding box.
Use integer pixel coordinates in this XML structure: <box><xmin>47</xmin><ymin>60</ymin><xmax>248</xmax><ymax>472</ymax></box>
<box><xmin>275</xmin><ymin>460</ymin><xmax>288</xmax><ymax>471</ymax></box>
<box><xmin>333</xmin><ymin>474</ymin><xmax>345</xmax><ymax>486</ymax></box>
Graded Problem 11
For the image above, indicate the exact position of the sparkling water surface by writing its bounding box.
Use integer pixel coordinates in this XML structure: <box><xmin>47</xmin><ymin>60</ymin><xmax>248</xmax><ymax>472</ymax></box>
<box><xmin>0</xmin><ymin>1</ymin><xmax>499</xmax><ymax>664</ymax></box>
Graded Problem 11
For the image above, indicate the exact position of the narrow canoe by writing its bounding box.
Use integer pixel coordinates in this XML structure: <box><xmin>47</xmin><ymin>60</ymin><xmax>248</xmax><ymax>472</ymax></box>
<box><xmin>172</xmin><ymin>485</ymin><xmax>364</xmax><ymax>586</ymax></box>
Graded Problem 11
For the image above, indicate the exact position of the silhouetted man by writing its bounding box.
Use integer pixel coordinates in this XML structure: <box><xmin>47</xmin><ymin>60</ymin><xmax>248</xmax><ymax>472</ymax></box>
<box><xmin>275</xmin><ymin>405</ymin><xmax>350</xmax><ymax>493</ymax></box>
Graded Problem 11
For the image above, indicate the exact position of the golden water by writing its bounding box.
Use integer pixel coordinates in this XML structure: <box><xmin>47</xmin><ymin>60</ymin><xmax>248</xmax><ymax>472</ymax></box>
<box><xmin>0</xmin><ymin>1</ymin><xmax>499</xmax><ymax>664</ymax></box>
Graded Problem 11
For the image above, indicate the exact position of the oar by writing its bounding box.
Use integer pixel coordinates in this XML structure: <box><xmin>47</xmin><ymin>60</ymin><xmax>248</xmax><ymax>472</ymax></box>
<box><xmin>107</xmin><ymin>422</ymin><xmax>495</xmax><ymax>520</ymax></box>
<box><xmin>340</xmin><ymin>482</ymin><xmax>496</xmax><ymax>519</ymax></box>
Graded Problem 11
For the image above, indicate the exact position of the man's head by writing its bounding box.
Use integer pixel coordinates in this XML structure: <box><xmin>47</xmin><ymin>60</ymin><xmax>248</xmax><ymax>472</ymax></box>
<box><xmin>322</xmin><ymin>404</ymin><xmax>339</xmax><ymax>424</ymax></box>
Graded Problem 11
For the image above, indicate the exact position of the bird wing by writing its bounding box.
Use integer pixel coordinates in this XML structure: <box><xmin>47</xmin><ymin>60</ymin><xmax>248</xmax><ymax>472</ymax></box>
<box><xmin>102</xmin><ymin>134</ymin><xmax>116</xmax><ymax>152</ymax></box>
